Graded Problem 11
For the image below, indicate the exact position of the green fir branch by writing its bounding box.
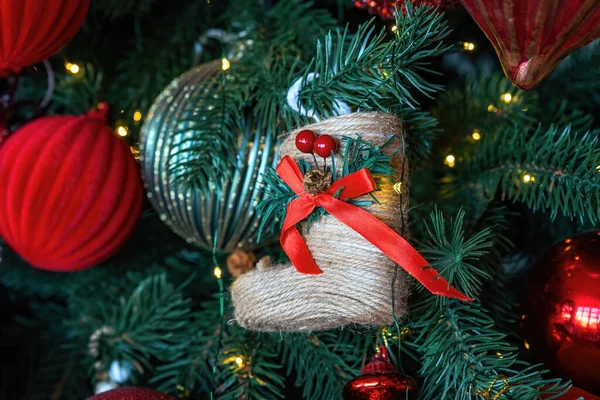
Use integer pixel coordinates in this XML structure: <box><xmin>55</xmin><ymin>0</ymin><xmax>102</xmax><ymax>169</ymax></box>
<box><xmin>78</xmin><ymin>274</ymin><xmax>194</xmax><ymax>378</ymax></box>
<box><xmin>279</xmin><ymin>330</ymin><xmax>373</xmax><ymax>400</ymax></box>
<box><xmin>151</xmin><ymin>300</ymin><xmax>223</xmax><ymax>396</ymax></box>
<box><xmin>433</xmin><ymin>73</ymin><xmax>538</xmax><ymax>139</ymax></box>
<box><xmin>165</xmin><ymin>72</ymin><xmax>243</xmax><ymax>189</ymax></box>
<box><xmin>215</xmin><ymin>328</ymin><xmax>285</xmax><ymax>400</ymax></box>
<box><xmin>458</xmin><ymin>125</ymin><xmax>600</xmax><ymax>224</ymax></box>
<box><xmin>297</xmin><ymin>4</ymin><xmax>451</xmax><ymax>118</ymax></box>
<box><xmin>418</xmin><ymin>208</ymin><xmax>494</xmax><ymax>300</ymax></box>
<box><xmin>415</xmin><ymin>301</ymin><xmax>568</xmax><ymax>400</ymax></box>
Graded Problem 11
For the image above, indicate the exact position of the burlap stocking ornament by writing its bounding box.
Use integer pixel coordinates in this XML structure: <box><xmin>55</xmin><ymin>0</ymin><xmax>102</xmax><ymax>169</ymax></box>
<box><xmin>231</xmin><ymin>112</ymin><xmax>411</xmax><ymax>331</ymax></box>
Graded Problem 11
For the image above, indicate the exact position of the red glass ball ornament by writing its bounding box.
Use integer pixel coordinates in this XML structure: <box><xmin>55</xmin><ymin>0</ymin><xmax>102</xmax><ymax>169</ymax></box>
<box><xmin>313</xmin><ymin>134</ymin><xmax>337</xmax><ymax>158</ymax></box>
<box><xmin>459</xmin><ymin>0</ymin><xmax>600</xmax><ymax>89</ymax></box>
<box><xmin>295</xmin><ymin>129</ymin><xmax>317</xmax><ymax>154</ymax></box>
<box><xmin>0</xmin><ymin>106</ymin><xmax>143</xmax><ymax>272</ymax></box>
<box><xmin>522</xmin><ymin>231</ymin><xmax>600</xmax><ymax>395</ymax></box>
<box><xmin>88</xmin><ymin>387</ymin><xmax>175</xmax><ymax>400</ymax></box>
<box><xmin>0</xmin><ymin>0</ymin><xmax>90</xmax><ymax>77</ymax></box>
<box><xmin>343</xmin><ymin>347</ymin><xmax>418</xmax><ymax>400</ymax></box>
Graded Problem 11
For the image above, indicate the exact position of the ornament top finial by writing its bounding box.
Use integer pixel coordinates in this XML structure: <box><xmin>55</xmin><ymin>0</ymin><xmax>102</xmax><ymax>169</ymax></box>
<box><xmin>362</xmin><ymin>346</ymin><xmax>396</xmax><ymax>374</ymax></box>
<box><xmin>87</xmin><ymin>102</ymin><xmax>110</xmax><ymax>121</ymax></box>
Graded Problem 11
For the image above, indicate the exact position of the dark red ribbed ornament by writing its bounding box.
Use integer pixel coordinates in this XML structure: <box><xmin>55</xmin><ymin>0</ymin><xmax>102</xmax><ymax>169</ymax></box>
<box><xmin>343</xmin><ymin>346</ymin><xmax>418</xmax><ymax>400</ymax></box>
<box><xmin>522</xmin><ymin>231</ymin><xmax>600</xmax><ymax>395</ymax></box>
<box><xmin>0</xmin><ymin>104</ymin><xmax>143</xmax><ymax>272</ymax></box>
<box><xmin>459</xmin><ymin>0</ymin><xmax>600</xmax><ymax>89</ymax></box>
<box><xmin>88</xmin><ymin>387</ymin><xmax>175</xmax><ymax>400</ymax></box>
<box><xmin>0</xmin><ymin>0</ymin><xmax>90</xmax><ymax>77</ymax></box>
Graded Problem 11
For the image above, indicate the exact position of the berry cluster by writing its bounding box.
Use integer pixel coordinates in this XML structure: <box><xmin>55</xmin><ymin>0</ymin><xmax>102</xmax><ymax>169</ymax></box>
<box><xmin>295</xmin><ymin>130</ymin><xmax>337</xmax><ymax>170</ymax></box>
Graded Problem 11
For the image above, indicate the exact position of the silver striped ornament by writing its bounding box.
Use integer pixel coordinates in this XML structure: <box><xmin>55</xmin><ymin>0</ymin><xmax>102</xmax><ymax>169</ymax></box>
<box><xmin>140</xmin><ymin>60</ymin><xmax>278</xmax><ymax>252</ymax></box>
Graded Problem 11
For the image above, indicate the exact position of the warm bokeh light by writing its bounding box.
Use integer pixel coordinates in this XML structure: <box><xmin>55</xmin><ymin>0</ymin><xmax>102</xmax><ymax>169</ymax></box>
<box><xmin>222</xmin><ymin>58</ymin><xmax>231</xmax><ymax>71</ymax></box>
<box><xmin>214</xmin><ymin>266</ymin><xmax>222</xmax><ymax>279</ymax></box>
<box><xmin>116</xmin><ymin>125</ymin><xmax>130</xmax><ymax>137</ymax></box>
<box><xmin>66</xmin><ymin>62</ymin><xmax>80</xmax><ymax>74</ymax></box>
<box><xmin>133</xmin><ymin>110</ymin><xmax>143</xmax><ymax>122</ymax></box>
<box><xmin>444</xmin><ymin>154</ymin><xmax>456</xmax><ymax>168</ymax></box>
<box><xmin>471</xmin><ymin>130</ymin><xmax>482</xmax><ymax>141</ymax></box>
<box><xmin>500</xmin><ymin>93</ymin><xmax>512</xmax><ymax>103</ymax></box>
<box><xmin>487</xmin><ymin>104</ymin><xmax>498</xmax><ymax>113</ymax></box>
<box><xmin>462</xmin><ymin>42</ymin><xmax>475</xmax><ymax>51</ymax></box>
<box><xmin>235</xmin><ymin>357</ymin><xmax>244</xmax><ymax>367</ymax></box>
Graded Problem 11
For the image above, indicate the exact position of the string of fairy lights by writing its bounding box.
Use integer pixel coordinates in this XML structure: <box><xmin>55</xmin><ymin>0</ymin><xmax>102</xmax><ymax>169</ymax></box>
<box><xmin>442</xmin><ymin>90</ymin><xmax>540</xmax><ymax>184</ymax></box>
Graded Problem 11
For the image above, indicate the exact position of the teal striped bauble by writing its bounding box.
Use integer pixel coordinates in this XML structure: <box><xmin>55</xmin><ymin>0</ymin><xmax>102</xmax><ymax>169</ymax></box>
<box><xmin>140</xmin><ymin>61</ymin><xmax>279</xmax><ymax>252</ymax></box>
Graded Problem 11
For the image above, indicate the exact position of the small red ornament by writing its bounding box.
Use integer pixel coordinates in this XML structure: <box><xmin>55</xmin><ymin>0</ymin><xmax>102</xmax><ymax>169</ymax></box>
<box><xmin>459</xmin><ymin>0</ymin><xmax>600</xmax><ymax>89</ymax></box>
<box><xmin>0</xmin><ymin>105</ymin><xmax>143</xmax><ymax>272</ymax></box>
<box><xmin>313</xmin><ymin>134</ymin><xmax>337</xmax><ymax>158</ymax></box>
<box><xmin>88</xmin><ymin>387</ymin><xmax>175</xmax><ymax>400</ymax></box>
<box><xmin>522</xmin><ymin>231</ymin><xmax>600</xmax><ymax>395</ymax></box>
<box><xmin>0</xmin><ymin>0</ymin><xmax>90</xmax><ymax>77</ymax></box>
<box><xmin>353</xmin><ymin>0</ymin><xmax>458</xmax><ymax>20</ymax></box>
<box><xmin>343</xmin><ymin>346</ymin><xmax>418</xmax><ymax>400</ymax></box>
<box><xmin>295</xmin><ymin>129</ymin><xmax>317</xmax><ymax>154</ymax></box>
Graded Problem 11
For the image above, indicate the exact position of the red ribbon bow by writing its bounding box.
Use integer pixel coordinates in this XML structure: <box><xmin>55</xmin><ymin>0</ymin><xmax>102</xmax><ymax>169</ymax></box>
<box><xmin>277</xmin><ymin>155</ymin><xmax>472</xmax><ymax>301</ymax></box>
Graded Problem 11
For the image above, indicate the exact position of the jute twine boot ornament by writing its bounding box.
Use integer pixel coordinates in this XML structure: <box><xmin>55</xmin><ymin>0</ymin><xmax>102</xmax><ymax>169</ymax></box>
<box><xmin>231</xmin><ymin>112</ymin><xmax>470</xmax><ymax>331</ymax></box>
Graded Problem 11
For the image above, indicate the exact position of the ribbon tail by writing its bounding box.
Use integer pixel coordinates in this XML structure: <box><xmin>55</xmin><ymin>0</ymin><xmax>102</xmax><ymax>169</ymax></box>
<box><xmin>280</xmin><ymin>197</ymin><xmax>321</xmax><ymax>274</ymax></box>
<box><xmin>320</xmin><ymin>196</ymin><xmax>473</xmax><ymax>301</ymax></box>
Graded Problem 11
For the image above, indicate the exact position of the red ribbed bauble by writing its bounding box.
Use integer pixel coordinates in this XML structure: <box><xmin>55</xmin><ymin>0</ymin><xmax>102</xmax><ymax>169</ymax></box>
<box><xmin>0</xmin><ymin>105</ymin><xmax>143</xmax><ymax>272</ymax></box>
<box><xmin>88</xmin><ymin>387</ymin><xmax>175</xmax><ymax>400</ymax></box>
<box><xmin>343</xmin><ymin>347</ymin><xmax>418</xmax><ymax>400</ymax></box>
<box><xmin>459</xmin><ymin>0</ymin><xmax>600</xmax><ymax>89</ymax></box>
<box><xmin>522</xmin><ymin>231</ymin><xmax>600</xmax><ymax>395</ymax></box>
<box><xmin>0</xmin><ymin>0</ymin><xmax>90</xmax><ymax>77</ymax></box>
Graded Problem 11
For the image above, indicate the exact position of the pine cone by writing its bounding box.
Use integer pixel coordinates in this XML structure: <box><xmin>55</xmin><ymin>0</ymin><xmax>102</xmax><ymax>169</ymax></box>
<box><xmin>302</xmin><ymin>169</ymin><xmax>332</xmax><ymax>195</ymax></box>
<box><xmin>227</xmin><ymin>250</ymin><xmax>257</xmax><ymax>277</ymax></box>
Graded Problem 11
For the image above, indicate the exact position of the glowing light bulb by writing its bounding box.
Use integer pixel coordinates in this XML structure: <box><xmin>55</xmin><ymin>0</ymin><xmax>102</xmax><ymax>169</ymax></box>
<box><xmin>471</xmin><ymin>130</ymin><xmax>482</xmax><ymax>141</ymax></box>
<box><xmin>116</xmin><ymin>125</ymin><xmax>129</xmax><ymax>137</ymax></box>
<box><xmin>214</xmin><ymin>266</ymin><xmax>222</xmax><ymax>279</ymax></box>
<box><xmin>596</xmin><ymin>165</ymin><xmax>600</xmax><ymax>172</ymax></box>
<box><xmin>222</xmin><ymin>58</ymin><xmax>231</xmax><ymax>71</ymax></box>
<box><xmin>133</xmin><ymin>110</ymin><xmax>143</xmax><ymax>122</ymax></box>
<box><xmin>444</xmin><ymin>154</ymin><xmax>456</xmax><ymax>168</ymax></box>
<box><xmin>462</xmin><ymin>42</ymin><xmax>475</xmax><ymax>51</ymax></box>
<box><xmin>391</xmin><ymin>25</ymin><xmax>398</xmax><ymax>32</ymax></box>
<box><xmin>66</xmin><ymin>63</ymin><xmax>81</xmax><ymax>74</ymax></box>
<box><xmin>487</xmin><ymin>104</ymin><xmax>498</xmax><ymax>113</ymax></box>
<box><xmin>524</xmin><ymin>340</ymin><xmax>530</xmax><ymax>350</ymax></box>
<box><xmin>522</xmin><ymin>174</ymin><xmax>532</xmax><ymax>183</ymax></box>
<box><xmin>235</xmin><ymin>357</ymin><xmax>244</xmax><ymax>367</ymax></box>
<box><xmin>500</xmin><ymin>93</ymin><xmax>512</xmax><ymax>103</ymax></box>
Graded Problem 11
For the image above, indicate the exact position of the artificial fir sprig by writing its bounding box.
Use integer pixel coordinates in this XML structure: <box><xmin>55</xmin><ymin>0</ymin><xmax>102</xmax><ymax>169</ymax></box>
<box><xmin>454</xmin><ymin>125</ymin><xmax>600</xmax><ymax>224</ymax></box>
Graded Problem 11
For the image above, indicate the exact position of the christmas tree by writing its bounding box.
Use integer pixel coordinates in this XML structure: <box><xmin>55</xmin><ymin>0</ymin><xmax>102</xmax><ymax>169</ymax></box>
<box><xmin>1</xmin><ymin>0</ymin><xmax>599</xmax><ymax>399</ymax></box>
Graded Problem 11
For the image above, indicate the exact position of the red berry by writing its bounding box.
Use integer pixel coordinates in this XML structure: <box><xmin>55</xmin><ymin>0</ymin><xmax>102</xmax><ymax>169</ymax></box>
<box><xmin>314</xmin><ymin>135</ymin><xmax>337</xmax><ymax>158</ymax></box>
<box><xmin>295</xmin><ymin>130</ymin><xmax>317</xmax><ymax>154</ymax></box>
